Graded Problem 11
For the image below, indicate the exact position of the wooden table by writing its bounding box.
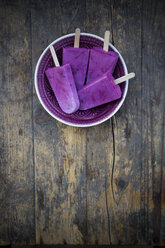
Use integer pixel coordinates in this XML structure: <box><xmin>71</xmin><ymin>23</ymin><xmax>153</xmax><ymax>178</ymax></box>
<box><xmin>0</xmin><ymin>0</ymin><xmax>165</xmax><ymax>246</ymax></box>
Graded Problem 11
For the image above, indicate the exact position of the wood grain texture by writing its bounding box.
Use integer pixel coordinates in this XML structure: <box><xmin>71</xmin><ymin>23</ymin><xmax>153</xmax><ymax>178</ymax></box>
<box><xmin>109</xmin><ymin>0</ymin><xmax>143</xmax><ymax>245</ymax></box>
<box><xmin>11</xmin><ymin>246</ymin><xmax>153</xmax><ymax>248</ymax></box>
<box><xmin>31</xmin><ymin>0</ymin><xmax>87</xmax><ymax>245</ymax></box>
<box><xmin>0</xmin><ymin>0</ymin><xmax>35</xmax><ymax>245</ymax></box>
<box><xmin>85</xmin><ymin>1</ymin><xmax>114</xmax><ymax>245</ymax></box>
<box><xmin>0</xmin><ymin>0</ymin><xmax>165</xmax><ymax>246</ymax></box>
<box><xmin>142</xmin><ymin>0</ymin><xmax>165</xmax><ymax>244</ymax></box>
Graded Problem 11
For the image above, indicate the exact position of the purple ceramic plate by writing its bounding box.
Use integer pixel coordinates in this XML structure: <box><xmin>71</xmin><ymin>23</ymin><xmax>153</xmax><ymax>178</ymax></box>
<box><xmin>34</xmin><ymin>33</ymin><xmax>128</xmax><ymax>127</ymax></box>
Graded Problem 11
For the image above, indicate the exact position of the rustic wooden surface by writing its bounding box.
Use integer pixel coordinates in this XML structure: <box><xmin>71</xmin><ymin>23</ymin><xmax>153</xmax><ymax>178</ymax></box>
<box><xmin>0</xmin><ymin>0</ymin><xmax>165</xmax><ymax>246</ymax></box>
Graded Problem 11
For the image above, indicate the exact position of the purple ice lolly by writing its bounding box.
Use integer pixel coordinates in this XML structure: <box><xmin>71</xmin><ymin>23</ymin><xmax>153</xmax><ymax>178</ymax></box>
<box><xmin>45</xmin><ymin>64</ymin><xmax>80</xmax><ymax>114</ymax></box>
<box><xmin>86</xmin><ymin>48</ymin><xmax>119</xmax><ymax>85</ymax></box>
<box><xmin>78</xmin><ymin>72</ymin><xmax>121</xmax><ymax>110</ymax></box>
<box><xmin>63</xmin><ymin>47</ymin><xmax>89</xmax><ymax>90</ymax></box>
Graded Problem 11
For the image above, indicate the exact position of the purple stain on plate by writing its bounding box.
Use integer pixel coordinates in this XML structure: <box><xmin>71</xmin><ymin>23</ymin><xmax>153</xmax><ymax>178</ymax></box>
<box><xmin>35</xmin><ymin>35</ymin><xmax>127</xmax><ymax>126</ymax></box>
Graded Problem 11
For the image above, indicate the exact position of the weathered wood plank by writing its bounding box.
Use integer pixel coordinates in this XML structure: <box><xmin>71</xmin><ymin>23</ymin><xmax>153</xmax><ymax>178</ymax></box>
<box><xmin>142</xmin><ymin>0</ymin><xmax>165</xmax><ymax>244</ymax></box>
<box><xmin>31</xmin><ymin>0</ymin><xmax>87</xmax><ymax>244</ymax></box>
<box><xmin>85</xmin><ymin>0</ymin><xmax>113</xmax><ymax>36</ymax></box>
<box><xmin>85</xmin><ymin>0</ymin><xmax>114</xmax><ymax>245</ymax></box>
<box><xmin>110</xmin><ymin>0</ymin><xmax>165</xmax><ymax>245</ymax></box>
<box><xmin>0</xmin><ymin>0</ymin><xmax>35</xmax><ymax>245</ymax></box>
<box><xmin>12</xmin><ymin>245</ymin><xmax>153</xmax><ymax>248</ymax></box>
<box><xmin>86</xmin><ymin>123</ymin><xmax>114</xmax><ymax>245</ymax></box>
<box><xmin>108</xmin><ymin>0</ymin><xmax>143</xmax><ymax>245</ymax></box>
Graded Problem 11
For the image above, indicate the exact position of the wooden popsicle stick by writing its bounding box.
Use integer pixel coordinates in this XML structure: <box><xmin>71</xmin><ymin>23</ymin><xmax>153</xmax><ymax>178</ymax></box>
<box><xmin>74</xmin><ymin>28</ymin><xmax>80</xmax><ymax>48</ymax></box>
<box><xmin>50</xmin><ymin>45</ymin><xmax>60</xmax><ymax>67</ymax></box>
<box><xmin>103</xmin><ymin>30</ymin><xmax>110</xmax><ymax>52</ymax></box>
<box><xmin>114</xmin><ymin>72</ymin><xmax>135</xmax><ymax>85</ymax></box>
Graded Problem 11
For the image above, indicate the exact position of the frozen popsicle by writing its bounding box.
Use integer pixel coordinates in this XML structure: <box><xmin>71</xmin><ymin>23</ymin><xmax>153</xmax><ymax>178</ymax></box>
<box><xmin>78</xmin><ymin>72</ymin><xmax>135</xmax><ymax>110</ymax></box>
<box><xmin>63</xmin><ymin>28</ymin><xmax>89</xmax><ymax>90</ymax></box>
<box><xmin>45</xmin><ymin>45</ymin><xmax>80</xmax><ymax>114</ymax></box>
<box><xmin>86</xmin><ymin>31</ymin><xmax>119</xmax><ymax>85</ymax></box>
